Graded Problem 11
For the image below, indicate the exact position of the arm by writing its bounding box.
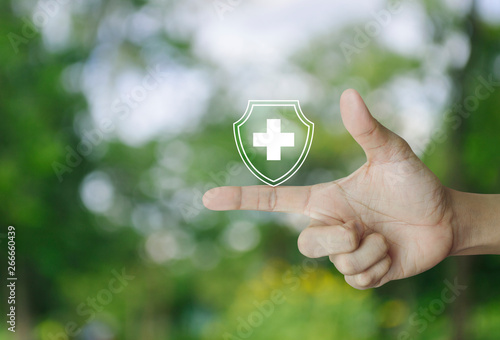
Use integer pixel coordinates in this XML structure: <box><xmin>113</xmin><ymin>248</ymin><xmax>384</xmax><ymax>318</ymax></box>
<box><xmin>450</xmin><ymin>189</ymin><xmax>500</xmax><ymax>255</ymax></box>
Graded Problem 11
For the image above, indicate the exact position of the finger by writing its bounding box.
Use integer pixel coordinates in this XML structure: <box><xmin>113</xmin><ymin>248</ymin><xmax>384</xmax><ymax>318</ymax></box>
<box><xmin>329</xmin><ymin>233</ymin><xmax>389</xmax><ymax>275</ymax></box>
<box><xmin>340</xmin><ymin>89</ymin><xmax>411</xmax><ymax>163</ymax></box>
<box><xmin>344</xmin><ymin>255</ymin><xmax>392</xmax><ymax>290</ymax></box>
<box><xmin>297</xmin><ymin>221</ymin><xmax>364</xmax><ymax>258</ymax></box>
<box><xmin>203</xmin><ymin>185</ymin><xmax>313</xmax><ymax>214</ymax></box>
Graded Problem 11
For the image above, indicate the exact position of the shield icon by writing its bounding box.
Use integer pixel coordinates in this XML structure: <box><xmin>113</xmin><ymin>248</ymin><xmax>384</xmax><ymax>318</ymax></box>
<box><xmin>233</xmin><ymin>100</ymin><xmax>314</xmax><ymax>187</ymax></box>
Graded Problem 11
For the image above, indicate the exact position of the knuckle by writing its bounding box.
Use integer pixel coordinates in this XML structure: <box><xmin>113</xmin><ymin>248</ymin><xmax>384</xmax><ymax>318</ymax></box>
<box><xmin>382</xmin><ymin>255</ymin><xmax>392</xmax><ymax>270</ymax></box>
<box><xmin>378</xmin><ymin>236</ymin><xmax>389</xmax><ymax>253</ymax></box>
<box><xmin>335</xmin><ymin>254</ymin><xmax>357</xmax><ymax>275</ymax></box>
<box><xmin>356</xmin><ymin>272</ymin><xmax>375</xmax><ymax>288</ymax></box>
<box><xmin>360</xmin><ymin>122</ymin><xmax>378</xmax><ymax>140</ymax></box>
<box><xmin>370</xmin><ymin>233</ymin><xmax>388</xmax><ymax>252</ymax></box>
<box><xmin>344</xmin><ymin>227</ymin><xmax>359</xmax><ymax>252</ymax></box>
<box><xmin>313</xmin><ymin>234</ymin><xmax>333</xmax><ymax>258</ymax></box>
<box><xmin>268</xmin><ymin>187</ymin><xmax>277</xmax><ymax>211</ymax></box>
<box><xmin>297</xmin><ymin>232</ymin><xmax>312</xmax><ymax>258</ymax></box>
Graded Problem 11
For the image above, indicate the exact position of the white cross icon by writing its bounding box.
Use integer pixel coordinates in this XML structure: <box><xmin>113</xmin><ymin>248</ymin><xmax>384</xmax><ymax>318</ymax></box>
<box><xmin>253</xmin><ymin>119</ymin><xmax>295</xmax><ymax>161</ymax></box>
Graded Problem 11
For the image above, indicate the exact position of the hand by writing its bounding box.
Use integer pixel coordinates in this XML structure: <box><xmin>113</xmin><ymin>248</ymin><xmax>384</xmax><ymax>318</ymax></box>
<box><xmin>203</xmin><ymin>89</ymin><xmax>456</xmax><ymax>290</ymax></box>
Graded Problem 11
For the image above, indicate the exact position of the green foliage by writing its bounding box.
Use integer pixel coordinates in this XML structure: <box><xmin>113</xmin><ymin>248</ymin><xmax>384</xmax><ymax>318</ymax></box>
<box><xmin>2</xmin><ymin>1</ymin><xmax>500</xmax><ymax>339</ymax></box>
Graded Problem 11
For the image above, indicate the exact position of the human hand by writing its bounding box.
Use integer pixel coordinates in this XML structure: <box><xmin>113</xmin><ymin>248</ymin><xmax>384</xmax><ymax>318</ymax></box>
<box><xmin>203</xmin><ymin>89</ymin><xmax>456</xmax><ymax>289</ymax></box>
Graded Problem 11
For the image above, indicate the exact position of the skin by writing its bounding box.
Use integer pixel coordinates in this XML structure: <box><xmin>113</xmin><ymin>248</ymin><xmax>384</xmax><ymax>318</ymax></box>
<box><xmin>203</xmin><ymin>89</ymin><xmax>500</xmax><ymax>290</ymax></box>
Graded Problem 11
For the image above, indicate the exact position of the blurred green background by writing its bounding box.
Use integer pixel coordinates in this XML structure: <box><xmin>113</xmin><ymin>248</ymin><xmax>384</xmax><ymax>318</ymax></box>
<box><xmin>2</xmin><ymin>0</ymin><xmax>500</xmax><ymax>339</ymax></box>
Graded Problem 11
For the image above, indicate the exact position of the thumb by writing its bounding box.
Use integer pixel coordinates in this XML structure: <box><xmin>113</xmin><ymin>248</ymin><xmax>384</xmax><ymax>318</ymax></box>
<box><xmin>340</xmin><ymin>89</ymin><xmax>411</xmax><ymax>163</ymax></box>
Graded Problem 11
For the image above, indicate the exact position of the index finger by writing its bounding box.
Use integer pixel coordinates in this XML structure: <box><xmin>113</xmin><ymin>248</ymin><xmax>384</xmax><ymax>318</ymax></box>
<box><xmin>203</xmin><ymin>186</ymin><xmax>313</xmax><ymax>215</ymax></box>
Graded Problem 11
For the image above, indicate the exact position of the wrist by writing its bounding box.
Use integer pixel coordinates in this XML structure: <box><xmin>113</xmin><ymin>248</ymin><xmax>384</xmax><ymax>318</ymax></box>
<box><xmin>448</xmin><ymin>188</ymin><xmax>500</xmax><ymax>256</ymax></box>
<box><xmin>448</xmin><ymin>188</ymin><xmax>474</xmax><ymax>256</ymax></box>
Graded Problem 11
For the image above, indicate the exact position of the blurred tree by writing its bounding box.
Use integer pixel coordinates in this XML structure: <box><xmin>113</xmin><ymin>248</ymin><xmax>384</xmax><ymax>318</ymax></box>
<box><xmin>2</xmin><ymin>0</ymin><xmax>500</xmax><ymax>339</ymax></box>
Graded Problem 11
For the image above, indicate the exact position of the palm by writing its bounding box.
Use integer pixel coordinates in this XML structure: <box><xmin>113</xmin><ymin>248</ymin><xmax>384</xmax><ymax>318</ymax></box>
<box><xmin>308</xmin><ymin>154</ymin><xmax>454</xmax><ymax>283</ymax></box>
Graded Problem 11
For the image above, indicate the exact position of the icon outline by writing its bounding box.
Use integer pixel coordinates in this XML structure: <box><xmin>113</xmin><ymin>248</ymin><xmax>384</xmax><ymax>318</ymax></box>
<box><xmin>233</xmin><ymin>100</ymin><xmax>314</xmax><ymax>187</ymax></box>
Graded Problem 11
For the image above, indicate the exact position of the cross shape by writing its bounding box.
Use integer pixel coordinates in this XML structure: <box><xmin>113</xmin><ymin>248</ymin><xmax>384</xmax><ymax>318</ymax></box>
<box><xmin>253</xmin><ymin>119</ymin><xmax>295</xmax><ymax>161</ymax></box>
